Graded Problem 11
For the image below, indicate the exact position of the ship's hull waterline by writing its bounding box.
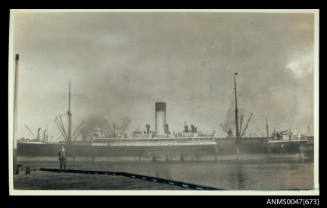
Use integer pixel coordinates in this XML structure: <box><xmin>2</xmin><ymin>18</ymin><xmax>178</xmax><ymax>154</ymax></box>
<box><xmin>17</xmin><ymin>137</ymin><xmax>311</xmax><ymax>161</ymax></box>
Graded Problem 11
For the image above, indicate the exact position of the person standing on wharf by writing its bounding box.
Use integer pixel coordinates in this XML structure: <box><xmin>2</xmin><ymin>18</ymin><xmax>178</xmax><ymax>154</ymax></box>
<box><xmin>58</xmin><ymin>145</ymin><xmax>67</xmax><ymax>171</ymax></box>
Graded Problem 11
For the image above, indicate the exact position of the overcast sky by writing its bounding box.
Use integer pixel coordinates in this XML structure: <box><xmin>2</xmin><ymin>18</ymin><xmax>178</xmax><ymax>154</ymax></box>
<box><xmin>12</xmin><ymin>11</ymin><xmax>315</xmax><ymax>140</ymax></box>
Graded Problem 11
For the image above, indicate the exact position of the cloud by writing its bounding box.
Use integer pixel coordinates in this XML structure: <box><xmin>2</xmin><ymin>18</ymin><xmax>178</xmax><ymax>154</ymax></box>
<box><xmin>13</xmin><ymin>12</ymin><xmax>315</xmax><ymax>139</ymax></box>
<box><xmin>286</xmin><ymin>52</ymin><xmax>314</xmax><ymax>77</ymax></box>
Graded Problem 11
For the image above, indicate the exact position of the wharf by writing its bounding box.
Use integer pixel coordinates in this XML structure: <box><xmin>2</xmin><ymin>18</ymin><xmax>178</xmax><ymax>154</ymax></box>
<box><xmin>14</xmin><ymin>170</ymin><xmax>189</xmax><ymax>190</ymax></box>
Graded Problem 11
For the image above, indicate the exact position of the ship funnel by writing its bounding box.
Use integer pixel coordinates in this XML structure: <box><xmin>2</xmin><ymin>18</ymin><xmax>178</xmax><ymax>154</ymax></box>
<box><xmin>155</xmin><ymin>102</ymin><xmax>166</xmax><ymax>135</ymax></box>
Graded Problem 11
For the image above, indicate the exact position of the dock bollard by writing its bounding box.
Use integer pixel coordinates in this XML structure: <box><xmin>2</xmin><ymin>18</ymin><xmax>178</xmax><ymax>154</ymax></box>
<box><xmin>16</xmin><ymin>164</ymin><xmax>22</xmax><ymax>175</ymax></box>
<box><xmin>25</xmin><ymin>167</ymin><xmax>31</xmax><ymax>175</ymax></box>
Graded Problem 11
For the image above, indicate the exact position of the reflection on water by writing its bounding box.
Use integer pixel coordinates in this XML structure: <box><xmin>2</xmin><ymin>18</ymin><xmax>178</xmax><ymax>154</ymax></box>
<box><xmin>235</xmin><ymin>162</ymin><xmax>245</xmax><ymax>189</ymax></box>
<box><xmin>20</xmin><ymin>154</ymin><xmax>314</xmax><ymax>190</ymax></box>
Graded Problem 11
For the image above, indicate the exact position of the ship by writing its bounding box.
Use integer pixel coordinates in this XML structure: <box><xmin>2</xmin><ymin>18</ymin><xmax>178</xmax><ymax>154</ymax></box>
<box><xmin>16</xmin><ymin>73</ymin><xmax>313</xmax><ymax>161</ymax></box>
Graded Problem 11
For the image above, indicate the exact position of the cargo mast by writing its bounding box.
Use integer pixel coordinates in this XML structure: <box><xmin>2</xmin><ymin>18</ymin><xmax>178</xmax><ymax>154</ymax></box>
<box><xmin>67</xmin><ymin>81</ymin><xmax>72</xmax><ymax>144</ymax></box>
<box><xmin>13</xmin><ymin>53</ymin><xmax>20</xmax><ymax>173</ymax></box>
<box><xmin>265</xmin><ymin>118</ymin><xmax>269</xmax><ymax>138</ymax></box>
<box><xmin>234</xmin><ymin>73</ymin><xmax>240</xmax><ymax>143</ymax></box>
<box><xmin>14</xmin><ymin>54</ymin><xmax>20</xmax><ymax>149</ymax></box>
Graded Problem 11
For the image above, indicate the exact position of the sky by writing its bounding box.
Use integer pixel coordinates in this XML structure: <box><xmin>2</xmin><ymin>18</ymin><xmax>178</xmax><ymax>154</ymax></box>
<box><xmin>12</xmin><ymin>11</ymin><xmax>315</xmax><ymax>141</ymax></box>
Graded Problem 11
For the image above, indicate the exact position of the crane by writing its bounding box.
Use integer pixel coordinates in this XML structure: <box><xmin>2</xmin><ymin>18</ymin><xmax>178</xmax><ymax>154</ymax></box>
<box><xmin>55</xmin><ymin>116</ymin><xmax>68</xmax><ymax>141</ymax></box>
<box><xmin>239</xmin><ymin>114</ymin><xmax>244</xmax><ymax>135</ymax></box>
<box><xmin>265</xmin><ymin>118</ymin><xmax>269</xmax><ymax>137</ymax></box>
<box><xmin>220</xmin><ymin>123</ymin><xmax>229</xmax><ymax>136</ymax></box>
<box><xmin>71</xmin><ymin>120</ymin><xmax>86</xmax><ymax>141</ymax></box>
<box><xmin>106</xmin><ymin>122</ymin><xmax>114</xmax><ymax>137</ymax></box>
<box><xmin>306</xmin><ymin>126</ymin><xmax>312</xmax><ymax>136</ymax></box>
<box><xmin>240</xmin><ymin>113</ymin><xmax>253</xmax><ymax>137</ymax></box>
<box><xmin>120</xmin><ymin>119</ymin><xmax>131</xmax><ymax>138</ymax></box>
<box><xmin>24</xmin><ymin>124</ymin><xmax>36</xmax><ymax>138</ymax></box>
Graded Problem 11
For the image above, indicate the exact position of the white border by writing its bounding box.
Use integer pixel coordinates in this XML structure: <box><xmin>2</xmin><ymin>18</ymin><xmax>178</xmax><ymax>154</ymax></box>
<box><xmin>11</xmin><ymin>190</ymin><xmax>319</xmax><ymax>196</ymax></box>
<box><xmin>9</xmin><ymin>9</ymin><xmax>319</xmax><ymax>196</ymax></box>
<box><xmin>8</xmin><ymin>9</ymin><xmax>15</xmax><ymax>195</ymax></box>
<box><xmin>313</xmin><ymin>9</ymin><xmax>319</xmax><ymax>191</ymax></box>
<box><xmin>10</xmin><ymin>9</ymin><xmax>318</xmax><ymax>13</ymax></box>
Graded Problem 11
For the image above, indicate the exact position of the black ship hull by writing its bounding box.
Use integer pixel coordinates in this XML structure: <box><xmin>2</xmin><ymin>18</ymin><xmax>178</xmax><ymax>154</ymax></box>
<box><xmin>17</xmin><ymin>137</ymin><xmax>311</xmax><ymax>161</ymax></box>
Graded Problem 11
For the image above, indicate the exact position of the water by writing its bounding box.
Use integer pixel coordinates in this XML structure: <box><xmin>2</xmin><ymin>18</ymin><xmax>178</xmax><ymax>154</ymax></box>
<box><xmin>19</xmin><ymin>154</ymin><xmax>314</xmax><ymax>190</ymax></box>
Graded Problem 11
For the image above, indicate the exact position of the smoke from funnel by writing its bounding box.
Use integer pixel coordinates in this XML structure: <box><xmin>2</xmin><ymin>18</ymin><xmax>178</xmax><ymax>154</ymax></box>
<box><xmin>79</xmin><ymin>116</ymin><xmax>110</xmax><ymax>140</ymax></box>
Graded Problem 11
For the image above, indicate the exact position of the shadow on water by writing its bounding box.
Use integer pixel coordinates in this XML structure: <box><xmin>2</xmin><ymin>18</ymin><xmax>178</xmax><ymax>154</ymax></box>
<box><xmin>224</xmin><ymin>160</ymin><xmax>249</xmax><ymax>190</ymax></box>
<box><xmin>235</xmin><ymin>161</ymin><xmax>246</xmax><ymax>190</ymax></box>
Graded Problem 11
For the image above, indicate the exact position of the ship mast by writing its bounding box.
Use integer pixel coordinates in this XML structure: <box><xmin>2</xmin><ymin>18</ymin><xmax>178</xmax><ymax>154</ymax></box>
<box><xmin>265</xmin><ymin>118</ymin><xmax>269</xmax><ymax>138</ymax></box>
<box><xmin>14</xmin><ymin>54</ymin><xmax>20</xmax><ymax>149</ymax></box>
<box><xmin>234</xmin><ymin>73</ymin><xmax>240</xmax><ymax>143</ymax></box>
<box><xmin>13</xmin><ymin>53</ymin><xmax>20</xmax><ymax>173</ymax></box>
<box><xmin>67</xmin><ymin>80</ymin><xmax>72</xmax><ymax>144</ymax></box>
